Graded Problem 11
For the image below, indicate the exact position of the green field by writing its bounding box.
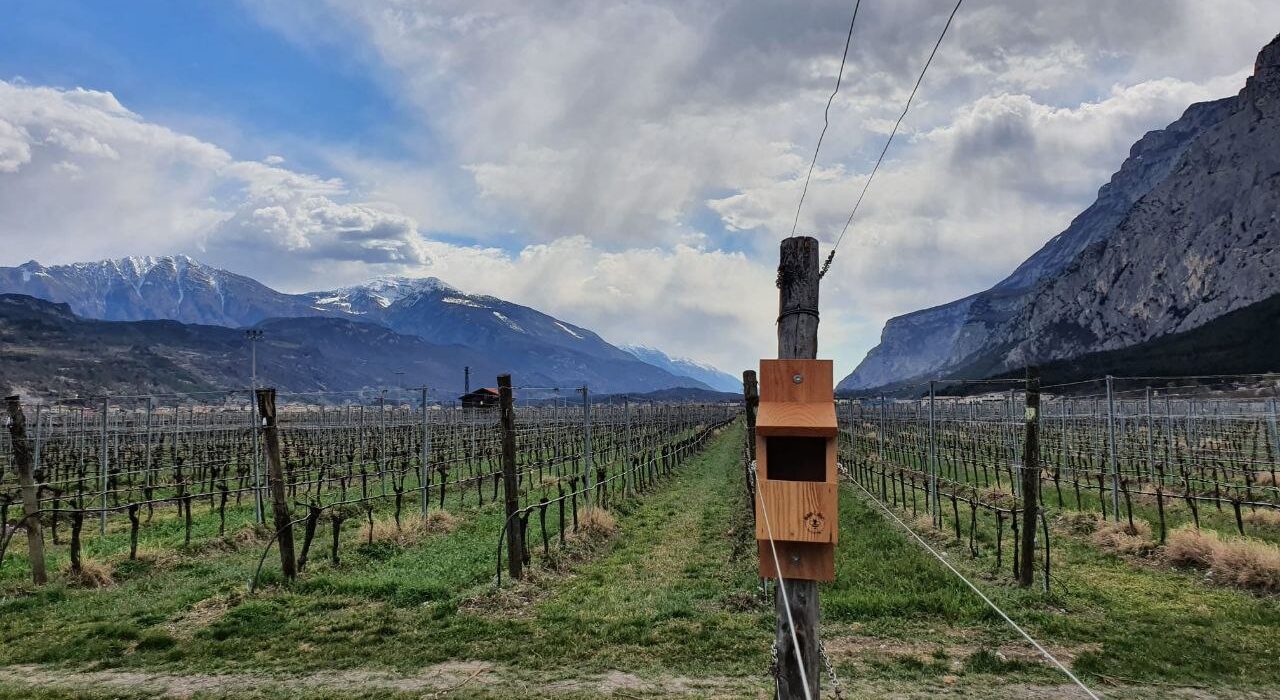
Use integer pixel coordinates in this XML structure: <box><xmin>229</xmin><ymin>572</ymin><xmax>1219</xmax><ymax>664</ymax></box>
<box><xmin>1</xmin><ymin>421</ymin><xmax>1278</xmax><ymax>698</ymax></box>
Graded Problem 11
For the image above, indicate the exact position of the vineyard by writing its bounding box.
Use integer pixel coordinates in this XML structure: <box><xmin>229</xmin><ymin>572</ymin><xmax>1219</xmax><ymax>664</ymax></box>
<box><xmin>837</xmin><ymin>375</ymin><xmax>1280</xmax><ymax>593</ymax></box>
<box><xmin>1</xmin><ymin>375</ymin><xmax>1279</xmax><ymax>698</ymax></box>
<box><xmin>0</xmin><ymin>386</ymin><xmax>736</xmax><ymax>589</ymax></box>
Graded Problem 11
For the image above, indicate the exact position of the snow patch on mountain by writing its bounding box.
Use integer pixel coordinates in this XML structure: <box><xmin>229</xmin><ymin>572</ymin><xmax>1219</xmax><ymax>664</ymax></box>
<box><xmin>620</xmin><ymin>344</ymin><xmax>741</xmax><ymax>393</ymax></box>
<box><xmin>492</xmin><ymin>311</ymin><xmax>525</xmax><ymax>333</ymax></box>
<box><xmin>554</xmin><ymin>321</ymin><xmax>584</xmax><ymax>339</ymax></box>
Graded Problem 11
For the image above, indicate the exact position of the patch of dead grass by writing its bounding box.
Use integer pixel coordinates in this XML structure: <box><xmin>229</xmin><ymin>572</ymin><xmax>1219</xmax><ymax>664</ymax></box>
<box><xmin>163</xmin><ymin>593</ymin><xmax>238</xmax><ymax>639</ymax></box>
<box><xmin>978</xmin><ymin>486</ymin><xmax>1015</xmax><ymax>508</ymax></box>
<box><xmin>63</xmin><ymin>559</ymin><xmax>114</xmax><ymax>588</ymax></box>
<box><xmin>1057</xmin><ymin>510</ymin><xmax>1103</xmax><ymax>535</ymax></box>
<box><xmin>1166</xmin><ymin>526</ymin><xmax>1280</xmax><ymax>592</ymax></box>
<box><xmin>571</xmin><ymin>507</ymin><xmax>617</xmax><ymax>543</ymax></box>
<box><xmin>361</xmin><ymin>510</ymin><xmax>459</xmax><ymax>547</ymax></box>
<box><xmin>1091</xmin><ymin>519</ymin><xmax>1154</xmax><ymax>555</ymax></box>
<box><xmin>1243</xmin><ymin>508</ymin><xmax>1280</xmax><ymax>532</ymax></box>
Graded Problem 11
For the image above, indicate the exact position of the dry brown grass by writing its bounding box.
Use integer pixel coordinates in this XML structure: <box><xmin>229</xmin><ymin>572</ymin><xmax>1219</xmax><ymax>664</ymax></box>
<box><xmin>127</xmin><ymin>546</ymin><xmax>180</xmax><ymax>569</ymax></box>
<box><xmin>362</xmin><ymin>511</ymin><xmax>459</xmax><ymax>546</ymax></box>
<box><xmin>1243</xmin><ymin>508</ymin><xmax>1280</xmax><ymax>531</ymax></box>
<box><xmin>1166</xmin><ymin>526</ymin><xmax>1280</xmax><ymax>592</ymax></box>
<box><xmin>977</xmin><ymin>486</ymin><xmax>1015</xmax><ymax>508</ymax></box>
<box><xmin>1057</xmin><ymin>511</ymin><xmax>1103</xmax><ymax>535</ymax></box>
<box><xmin>572</xmin><ymin>507</ymin><xmax>618</xmax><ymax>542</ymax></box>
<box><xmin>64</xmin><ymin>559</ymin><xmax>115</xmax><ymax>588</ymax></box>
<box><xmin>1091</xmin><ymin>519</ymin><xmax>1154</xmax><ymax>555</ymax></box>
<box><xmin>1166</xmin><ymin>526</ymin><xmax>1219</xmax><ymax>567</ymax></box>
<box><xmin>232</xmin><ymin>523</ymin><xmax>271</xmax><ymax>546</ymax></box>
<box><xmin>1252</xmin><ymin>471</ymin><xmax>1279</xmax><ymax>487</ymax></box>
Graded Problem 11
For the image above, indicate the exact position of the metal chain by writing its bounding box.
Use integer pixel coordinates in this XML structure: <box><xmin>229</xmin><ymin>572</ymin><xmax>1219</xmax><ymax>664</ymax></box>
<box><xmin>819</xmin><ymin>640</ymin><xmax>845</xmax><ymax>700</ymax></box>
<box><xmin>769</xmin><ymin>641</ymin><xmax>781</xmax><ymax>685</ymax></box>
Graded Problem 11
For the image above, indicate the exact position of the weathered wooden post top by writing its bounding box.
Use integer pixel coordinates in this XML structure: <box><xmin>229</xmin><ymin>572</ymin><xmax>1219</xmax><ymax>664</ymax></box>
<box><xmin>755</xmin><ymin>357</ymin><xmax>838</xmax><ymax>582</ymax></box>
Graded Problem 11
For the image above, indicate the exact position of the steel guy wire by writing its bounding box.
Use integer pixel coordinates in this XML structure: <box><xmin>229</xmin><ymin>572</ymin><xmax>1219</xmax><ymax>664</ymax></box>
<box><xmin>822</xmin><ymin>0</ymin><xmax>965</xmax><ymax>279</ymax></box>
<box><xmin>842</xmin><ymin>466</ymin><xmax>1101</xmax><ymax>699</ymax></box>
<box><xmin>790</xmin><ymin>0</ymin><xmax>862</xmax><ymax>240</ymax></box>
<box><xmin>750</xmin><ymin>459</ymin><xmax>815</xmax><ymax>700</ymax></box>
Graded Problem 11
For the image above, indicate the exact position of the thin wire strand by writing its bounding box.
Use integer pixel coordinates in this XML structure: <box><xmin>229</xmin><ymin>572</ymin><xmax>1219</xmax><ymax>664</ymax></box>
<box><xmin>790</xmin><ymin>0</ymin><xmax>862</xmax><ymax>238</ymax></box>
<box><xmin>845</xmin><ymin>472</ymin><xmax>1101</xmax><ymax>700</ymax></box>
<box><xmin>752</xmin><ymin>462</ymin><xmax>815</xmax><ymax>700</ymax></box>
<box><xmin>831</xmin><ymin>0</ymin><xmax>964</xmax><ymax>254</ymax></box>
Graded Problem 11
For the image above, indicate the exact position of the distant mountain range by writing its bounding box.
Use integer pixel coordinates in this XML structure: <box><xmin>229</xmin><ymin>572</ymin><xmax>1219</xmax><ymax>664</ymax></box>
<box><xmin>840</xmin><ymin>32</ymin><xmax>1280</xmax><ymax>394</ymax></box>
<box><xmin>620</xmin><ymin>345</ymin><xmax>742</xmax><ymax>393</ymax></box>
<box><xmin>0</xmin><ymin>293</ymin><xmax>512</xmax><ymax>399</ymax></box>
<box><xmin>0</xmin><ymin>256</ymin><xmax>735</xmax><ymax>397</ymax></box>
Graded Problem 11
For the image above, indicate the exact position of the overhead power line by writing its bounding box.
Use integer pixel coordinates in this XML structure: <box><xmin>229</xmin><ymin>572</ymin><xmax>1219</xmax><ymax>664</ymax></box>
<box><xmin>821</xmin><ymin>0</ymin><xmax>965</xmax><ymax>278</ymax></box>
<box><xmin>789</xmin><ymin>0</ymin><xmax>862</xmax><ymax>238</ymax></box>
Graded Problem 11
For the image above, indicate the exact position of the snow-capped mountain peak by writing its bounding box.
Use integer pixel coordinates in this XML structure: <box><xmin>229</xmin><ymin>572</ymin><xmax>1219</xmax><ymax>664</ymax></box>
<box><xmin>620</xmin><ymin>344</ymin><xmax>740</xmax><ymax>393</ymax></box>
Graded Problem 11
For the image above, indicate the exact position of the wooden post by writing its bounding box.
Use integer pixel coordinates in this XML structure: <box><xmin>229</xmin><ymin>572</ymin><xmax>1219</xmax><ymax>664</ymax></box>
<box><xmin>774</xmin><ymin>236</ymin><xmax>821</xmax><ymax>700</ymax></box>
<box><xmin>743</xmin><ymin>370</ymin><xmax>760</xmax><ymax>462</ymax></box>
<box><xmin>255</xmin><ymin>388</ymin><xmax>296</xmax><ymax>580</ymax></box>
<box><xmin>1018</xmin><ymin>367</ymin><xmax>1040</xmax><ymax>587</ymax></box>
<box><xmin>498</xmin><ymin>374</ymin><xmax>522</xmax><ymax>581</ymax></box>
<box><xmin>581</xmin><ymin>385</ymin><xmax>593</xmax><ymax>503</ymax></box>
<box><xmin>743</xmin><ymin>370</ymin><xmax>760</xmax><ymax>519</ymax></box>
<box><xmin>421</xmin><ymin>386</ymin><xmax>431</xmax><ymax>516</ymax></box>
<box><xmin>5</xmin><ymin>396</ymin><xmax>47</xmax><ymax>584</ymax></box>
<box><xmin>1105</xmin><ymin>375</ymin><xmax>1120</xmax><ymax>521</ymax></box>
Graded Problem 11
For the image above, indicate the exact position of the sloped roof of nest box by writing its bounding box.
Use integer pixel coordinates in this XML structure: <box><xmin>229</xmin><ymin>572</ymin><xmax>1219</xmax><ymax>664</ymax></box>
<box><xmin>755</xmin><ymin>359</ymin><xmax>838</xmax><ymax>438</ymax></box>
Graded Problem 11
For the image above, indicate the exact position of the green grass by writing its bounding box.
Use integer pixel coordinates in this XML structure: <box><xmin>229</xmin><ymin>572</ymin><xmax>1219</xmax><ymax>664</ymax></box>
<box><xmin>1</xmin><ymin>420</ymin><xmax>1279</xmax><ymax>698</ymax></box>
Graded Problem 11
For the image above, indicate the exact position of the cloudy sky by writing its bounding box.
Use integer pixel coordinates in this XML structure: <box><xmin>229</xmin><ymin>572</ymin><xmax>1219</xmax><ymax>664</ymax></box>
<box><xmin>1</xmin><ymin>1</ymin><xmax>1277</xmax><ymax>376</ymax></box>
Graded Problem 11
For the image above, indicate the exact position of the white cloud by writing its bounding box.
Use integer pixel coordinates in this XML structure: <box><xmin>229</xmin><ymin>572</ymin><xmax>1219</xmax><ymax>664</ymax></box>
<box><xmin>708</xmin><ymin>72</ymin><xmax>1245</xmax><ymax>322</ymax></box>
<box><xmin>0</xmin><ymin>80</ymin><xmax>428</xmax><ymax>270</ymax></box>
<box><xmin>413</xmin><ymin>237</ymin><xmax>781</xmax><ymax>374</ymax></box>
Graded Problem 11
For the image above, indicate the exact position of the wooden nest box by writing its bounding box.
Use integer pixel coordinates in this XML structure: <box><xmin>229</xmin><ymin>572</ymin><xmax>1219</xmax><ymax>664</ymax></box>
<box><xmin>755</xmin><ymin>359</ymin><xmax>837</xmax><ymax>582</ymax></box>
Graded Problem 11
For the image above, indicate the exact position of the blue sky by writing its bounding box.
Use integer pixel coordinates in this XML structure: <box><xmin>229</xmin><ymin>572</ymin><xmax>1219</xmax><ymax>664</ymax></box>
<box><xmin>0</xmin><ymin>1</ymin><xmax>1277</xmax><ymax>375</ymax></box>
<box><xmin>0</xmin><ymin>0</ymin><xmax>414</xmax><ymax>174</ymax></box>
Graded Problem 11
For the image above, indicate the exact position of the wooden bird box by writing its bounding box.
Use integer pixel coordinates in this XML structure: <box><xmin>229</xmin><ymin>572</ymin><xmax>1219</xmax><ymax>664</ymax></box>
<box><xmin>755</xmin><ymin>359</ymin><xmax>838</xmax><ymax>582</ymax></box>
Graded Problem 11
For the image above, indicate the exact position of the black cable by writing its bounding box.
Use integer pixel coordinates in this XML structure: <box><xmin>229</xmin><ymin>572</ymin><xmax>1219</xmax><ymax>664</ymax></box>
<box><xmin>824</xmin><ymin>0</ymin><xmax>965</xmax><ymax>276</ymax></box>
<box><xmin>789</xmin><ymin>0</ymin><xmax>862</xmax><ymax>239</ymax></box>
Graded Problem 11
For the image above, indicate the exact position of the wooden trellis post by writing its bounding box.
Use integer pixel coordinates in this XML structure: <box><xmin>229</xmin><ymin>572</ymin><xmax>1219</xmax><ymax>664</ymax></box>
<box><xmin>5</xmin><ymin>396</ymin><xmax>47</xmax><ymax>584</ymax></box>
<box><xmin>255</xmin><ymin>388</ymin><xmax>296</xmax><ymax>580</ymax></box>
<box><xmin>499</xmin><ymin>374</ymin><xmax>522</xmax><ymax>581</ymax></box>
<box><xmin>1019</xmin><ymin>367</ymin><xmax>1040</xmax><ymax>587</ymax></box>
<box><xmin>770</xmin><ymin>235</ymin><xmax>824</xmax><ymax>699</ymax></box>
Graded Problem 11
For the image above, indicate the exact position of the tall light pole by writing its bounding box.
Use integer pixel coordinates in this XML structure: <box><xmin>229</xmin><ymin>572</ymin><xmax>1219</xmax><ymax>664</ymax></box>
<box><xmin>245</xmin><ymin>329</ymin><xmax>264</xmax><ymax>388</ymax></box>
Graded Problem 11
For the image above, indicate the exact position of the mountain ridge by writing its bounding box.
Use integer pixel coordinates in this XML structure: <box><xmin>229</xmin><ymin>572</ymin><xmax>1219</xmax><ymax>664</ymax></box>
<box><xmin>0</xmin><ymin>257</ymin><xmax>727</xmax><ymax>394</ymax></box>
<box><xmin>839</xmin><ymin>32</ymin><xmax>1280</xmax><ymax>392</ymax></box>
<box><xmin>620</xmin><ymin>344</ymin><xmax>742</xmax><ymax>393</ymax></box>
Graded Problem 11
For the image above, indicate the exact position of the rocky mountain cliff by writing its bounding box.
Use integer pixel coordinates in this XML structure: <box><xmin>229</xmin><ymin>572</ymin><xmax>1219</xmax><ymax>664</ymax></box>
<box><xmin>840</xmin><ymin>33</ymin><xmax>1280</xmax><ymax>392</ymax></box>
<box><xmin>997</xmin><ymin>35</ymin><xmax>1280</xmax><ymax>371</ymax></box>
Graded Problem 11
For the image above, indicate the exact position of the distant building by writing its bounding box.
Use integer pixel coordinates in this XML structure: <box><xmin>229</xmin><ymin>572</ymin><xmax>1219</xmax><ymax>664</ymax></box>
<box><xmin>459</xmin><ymin>387</ymin><xmax>500</xmax><ymax>409</ymax></box>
